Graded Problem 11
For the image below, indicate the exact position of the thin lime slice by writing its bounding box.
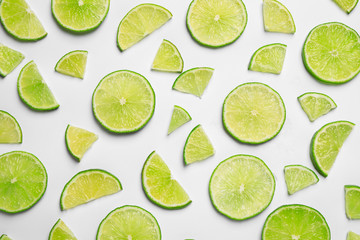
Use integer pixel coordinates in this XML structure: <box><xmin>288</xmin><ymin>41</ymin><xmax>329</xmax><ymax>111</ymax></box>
<box><xmin>345</xmin><ymin>185</ymin><xmax>360</xmax><ymax>220</ymax></box>
<box><xmin>97</xmin><ymin>205</ymin><xmax>161</xmax><ymax>240</ymax></box>
<box><xmin>0</xmin><ymin>44</ymin><xmax>24</xmax><ymax>77</ymax></box>
<box><xmin>248</xmin><ymin>43</ymin><xmax>286</xmax><ymax>74</ymax></box>
<box><xmin>0</xmin><ymin>0</ymin><xmax>47</xmax><ymax>41</ymax></box>
<box><xmin>55</xmin><ymin>50</ymin><xmax>88</xmax><ymax>79</ymax></box>
<box><xmin>310</xmin><ymin>121</ymin><xmax>354</xmax><ymax>177</ymax></box>
<box><xmin>168</xmin><ymin>105</ymin><xmax>191</xmax><ymax>134</ymax></box>
<box><xmin>0</xmin><ymin>110</ymin><xmax>22</xmax><ymax>144</ymax></box>
<box><xmin>262</xmin><ymin>204</ymin><xmax>330</xmax><ymax>240</ymax></box>
<box><xmin>222</xmin><ymin>82</ymin><xmax>286</xmax><ymax>144</ymax></box>
<box><xmin>348</xmin><ymin>231</ymin><xmax>360</xmax><ymax>240</ymax></box>
<box><xmin>0</xmin><ymin>235</ymin><xmax>11</xmax><ymax>240</ymax></box>
<box><xmin>152</xmin><ymin>39</ymin><xmax>184</xmax><ymax>73</ymax></box>
<box><xmin>0</xmin><ymin>151</ymin><xmax>47</xmax><ymax>213</ymax></box>
<box><xmin>284</xmin><ymin>165</ymin><xmax>319</xmax><ymax>195</ymax></box>
<box><xmin>186</xmin><ymin>0</ymin><xmax>247</xmax><ymax>48</ymax></box>
<box><xmin>60</xmin><ymin>169</ymin><xmax>122</xmax><ymax>210</ymax></box>
<box><xmin>49</xmin><ymin>219</ymin><xmax>77</xmax><ymax>240</ymax></box>
<box><xmin>333</xmin><ymin>0</ymin><xmax>358</xmax><ymax>13</ymax></box>
<box><xmin>65</xmin><ymin>125</ymin><xmax>98</xmax><ymax>161</ymax></box>
<box><xmin>303</xmin><ymin>22</ymin><xmax>360</xmax><ymax>84</ymax></box>
<box><xmin>92</xmin><ymin>70</ymin><xmax>155</xmax><ymax>133</ymax></box>
<box><xmin>298</xmin><ymin>92</ymin><xmax>337</xmax><ymax>122</ymax></box>
<box><xmin>52</xmin><ymin>0</ymin><xmax>110</xmax><ymax>32</ymax></box>
<box><xmin>263</xmin><ymin>0</ymin><xmax>295</xmax><ymax>34</ymax></box>
<box><xmin>117</xmin><ymin>4</ymin><xmax>172</xmax><ymax>51</ymax></box>
<box><xmin>184</xmin><ymin>124</ymin><xmax>214</xmax><ymax>165</ymax></box>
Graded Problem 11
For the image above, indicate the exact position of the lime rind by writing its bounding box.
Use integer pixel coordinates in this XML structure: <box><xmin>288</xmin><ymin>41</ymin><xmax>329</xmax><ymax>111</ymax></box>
<box><xmin>345</xmin><ymin>185</ymin><xmax>360</xmax><ymax>220</ymax></box>
<box><xmin>0</xmin><ymin>44</ymin><xmax>25</xmax><ymax>77</ymax></box>
<box><xmin>348</xmin><ymin>231</ymin><xmax>360</xmax><ymax>240</ymax></box>
<box><xmin>0</xmin><ymin>235</ymin><xmax>11</xmax><ymax>240</ymax></box>
<box><xmin>284</xmin><ymin>165</ymin><xmax>319</xmax><ymax>195</ymax></box>
<box><xmin>168</xmin><ymin>105</ymin><xmax>192</xmax><ymax>134</ymax></box>
<box><xmin>333</xmin><ymin>0</ymin><xmax>359</xmax><ymax>13</ymax></box>
<box><xmin>152</xmin><ymin>39</ymin><xmax>184</xmax><ymax>73</ymax></box>
<box><xmin>263</xmin><ymin>0</ymin><xmax>296</xmax><ymax>34</ymax></box>
<box><xmin>49</xmin><ymin>219</ymin><xmax>77</xmax><ymax>240</ymax></box>
<box><xmin>65</xmin><ymin>125</ymin><xmax>98</xmax><ymax>161</ymax></box>
<box><xmin>0</xmin><ymin>110</ymin><xmax>22</xmax><ymax>144</ymax></box>
<box><xmin>55</xmin><ymin>50</ymin><xmax>88</xmax><ymax>79</ymax></box>
<box><xmin>298</xmin><ymin>92</ymin><xmax>337</xmax><ymax>122</ymax></box>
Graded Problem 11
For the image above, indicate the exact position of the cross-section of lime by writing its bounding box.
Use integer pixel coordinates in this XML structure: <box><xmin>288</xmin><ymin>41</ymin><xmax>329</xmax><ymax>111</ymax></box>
<box><xmin>333</xmin><ymin>0</ymin><xmax>358</xmax><ymax>13</ymax></box>
<box><xmin>65</xmin><ymin>125</ymin><xmax>98</xmax><ymax>161</ymax></box>
<box><xmin>248</xmin><ymin>43</ymin><xmax>286</xmax><ymax>74</ymax></box>
<box><xmin>348</xmin><ymin>231</ymin><xmax>360</xmax><ymax>240</ymax></box>
<box><xmin>263</xmin><ymin>0</ymin><xmax>296</xmax><ymax>34</ymax></box>
<box><xmin>284</xmin><ymin>165</ymin><xmax>319</xmax><ymax>195</ymax></box>
<box><xmin>55</xmin><ymin>50</ymin><xmax>88</xmax><ymax>79</ymax></box>
<box><xmin>0</xmin><ymin>110</ymin><xmax>22</xmax><ymax>144</ymax></box>
<box><xmin>168</xmin><ymin>105</ymin><xmax>191</xmax><ymax>134</ymax></box>
<box><xmin>345</xmin><ymin>185</ymin><xmax>360</xmax><ymax>220</ymax></box>
<box><xmin>152</xmin><ymin>39</ymin><xmax>183</xmax><ymax>73</ymax></box>
<box><xmin>0</xmin><ymin>235</ymin><xmax>11</xmax><ymax>240</ymax></box>
<box><xmin>49</xmin><ymin>219</ymin><xmax>77</xmax><ymax>240</ymax></box>
<box><xmin>0</xmin><ymin>44</ymin><xmax>24</xmax><ymax>77</ymax></box>
<box><xmin>298</xmin><ymin>92</ymin><xmax>337</xmax><ymax>122</ymax></box>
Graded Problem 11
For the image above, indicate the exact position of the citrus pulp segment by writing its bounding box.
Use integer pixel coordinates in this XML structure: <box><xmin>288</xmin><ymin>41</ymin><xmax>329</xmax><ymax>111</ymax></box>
<box><xmin>345</xmin><ymin>185</ymin><xmax>360</xmax><ymax>219</ymax></box>
<box><xmin>348</xmin><ymin>231</ymin><xmax>360</xmax><ymax>240</ymax></box>
<box><xmin>333</xmin><ymin>0</ymin><xmax>358</xmax><ymax>13</ymax></box>
<box><xmin>0</xmin><ymin>44</ymin><xmax>24</xmax><ymax>77</ymax></box>
<box><xmin>0</xmin><ymin>110</ymin><xmax>22</xmax><ymax>144</ymax></box>
<box><xmin>298</xmin><ymin>92</ymin><xmax>337</xmax><ymax>122</ymax></box>
<box><xmin>49</xmin><ymin>219</ymin><xmax>77</xmax><ymax>240</ymax></box>
<box><xmin>65</xmin><ymin>125</ymin><xmax>98</xmax><ymax>161</ymax></box>
<box><xmin>248</xmin><ymin>43</ymin><xmax>286</xmax><ymax>74</ymax></box>
<box><xmin>55</xmin><ymin>50</ymin><xmax>88</xmax><ymax>79</ymax></box>
<box><xmin>168</xmin><ymin>105</ymin><xmax>192</xmax><ymax>135</ymax></box>
<box><xmin>263</xmin><ymin>0</ymin><xmax>296</xmax><ymax>34</ymax></box>
<box><xmin>284</xmin><ymin>165</ymin><xmax>319</xmax><ymax>195</ymax></box>
<box><xmin>152</xmin><ymin>39</ymin><xmax>184</xmax><ymax>73</ymax></box>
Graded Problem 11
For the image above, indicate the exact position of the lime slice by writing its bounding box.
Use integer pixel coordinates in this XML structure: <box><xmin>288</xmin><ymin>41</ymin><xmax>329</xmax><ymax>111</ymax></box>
<box><xmin>333</xmin><ymin>0</ymin><xmax>358</xmax><ymax>13</ymax></box>
<box><xmin>183</xmin><ymin>124</ymin><xmax>214</xmax><ymax>165</ymax></box>
<box><xmin>0</xmin><ymin>0</ymin><xmax>47</xmax><ymax>41</ymax></box>
<box><xmin>0</xmin><ymin>235</ymin><xmax>11</xmax><ymax>240</ymax></box>
<box><xmin>52</xmin><ymin>0</ymin><xmax>110</xmax><ymax>32</ymax></box>
<box><xmin>248</xmin><ymin>43</ymin><xmax>286</xmax><ymax>74</ymax></box>
<box><xmin>311</xmin><ymin>121</ymin><xmax>354</xmax><ymax>177</ymax></box>
<box><xmin>0</xmin><ymin>151</ymin><xmax>47</xmax><ymax>213</ymax></box>
<box><xmin>284</xmin><ymin>165</ymin><xmax>319</xmax><ymax>195</ymax></box>
<box><xmin>186</xmin><ymin>0</ymin><xmax>247</xmax><ymax>48</ymax></box>
<box><xmin>298</xmin><ymin>92</ymin><xmax>337</xmax><ymax>122</ymax></box>
<box><xmin>92</xmin><ymin>70</ymin><xmax>155</xmax><ymax>133</ymax></box>
<box><xmin>55</xmin><ymin>50</ymin><xmax>88</xmax><ymax>79</ymax></box>
<box><xmin>209</xmin><ymin>154</ymin><xmax>275</xmax><ymax>220</ymax></box>
<box><xmin>222</xmin><ymin>82</ymin><xmax>286</xmax><ymax>144</ymax></box>
<box><xmin>263</xmin><ymin>0</ymin><xmax>296</xmax><ymax>34</ymax></box>
<box><xmin>168</xmin><ymin>105</ymin><xmax>192</xmax><ymax>134</ymax></box>
<box><xmin>65</xmin><ymin>125</ymin><xmax>98</xmax><ymax>161</ymax></box>
<box><xmin>345</xmin><ymin>185</ymin><xmax>360</xmax><ymax>219</ymax></box>
<box><xmin>142</xmin><ymin>151</ymin><xmax>191</xmax><ymax>209</ymax></box>
<box><xmin>172</xmin><ymin>67</ymin><xmax>214</xmax><ymax>98</ymax></box>
<box><xmin>303</xmin><ymin>22</ymin><xmax>360</xmax><ymax>84</ymax></box>
<box><xmin>49</xmin><ymin>219</ymin><xmax>77</xmax><ymax>240</ymax></box>
<box><xmin>117</xmin><ymin>4</ymin><xmax>172</xmax><ymax>51</ymax></box>
<box><xmin>97</xmin><ymin>205</ymin><xmax>161</xmax><ymax>240</ymax></box>
<box><xmin>348</xmin><ymin>231</ymin><xmax>360</xmax><ymax>240</ymax></box>
<box><xmin>152</xmin><ymin>39</ymin><xmax>184</xmax><ymax>73</ymax></box>
<box><xmin>60</xmin><ymin>169</ymin><xmax>122</xmax><ymax>210</ymax></box>
<box><xmin>0</xmin><ymin>110</ymin><xmax>22</xmax><ymax>144</ymax></box>
<box><xmin>262</xmin><ymin>204</ymin><xmax>330</xmax><ymax>240</ymax></box>
<box><xmin>0</xmin><ymin>44</ymin><xmax>24</xmax><ymax>77</ymax></box>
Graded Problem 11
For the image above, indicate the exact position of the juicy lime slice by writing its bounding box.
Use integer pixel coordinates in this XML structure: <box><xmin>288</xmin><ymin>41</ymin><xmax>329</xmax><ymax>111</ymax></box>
<box><xmin>0</xmin><ymin>235</ymin><xmax>11</xmax><ymax>240</ymax></box>
<box><xmin>92</xmin><ymin>70</ymin><xmax>155</xmax><ymax>133</ymax></box>
<box><xmin>152</xmin><ymin>39</ymin><xmax>184</xmax><ymax>73</ymax></box>
<box><xmin>168</xmin><ymin>105</ymin><xmax>192</xmax><ymax>134</ymax></box>
<box><xmin>222</xmin><ymin>82</ymin><xmax>286</xmax><ymax>144</ymax></box>
<box><xmin>0</xmin><ymin>0</ymin><xmax>47</xmax><ymax>41</ymax></box>
<box><xmin>263</xmin><ymin>0</ymin><xmax>295</xmax><ymax>33</ymax></box>
<box><xmin>209</xmin><ymin>154</ymin><xmax>275</xmax><ymax>220</ymax></box>
<box><xmin>0</xmin><ymin>110</ymin><xmax>22</xmax><ymax>144</ymax></box>
<box><xmin>348</xmin><ymin>231</ymin><xmax>360</xmax><ymax>240</ymax></box>
<box><xmin>186</xmin><ymin>0</ymin><xmax>247</xmax><ymax>48</ymax></box>
<box><xmin>0</xmin><ymin>44</ymin><xmax>24</xmax><ymax>77</ymax></box>
<box><xmin>117</xmin><ymin>4</ymin><xmax>172</xmax><ymax>51</ymax></box>
<box><xmin>65</xmin><ymin>125</ymin><xmax>98</xmax><ymax>161</ymax></box>
<box><xmin>262</xmin><ymin>204</ymin><xmax>330</xmax><ymax>240</ymax></box>
<box><xmin>0</xmin><ymin>151</ymin><xmax>47</xmax><ymax>213</ymax></box>
<box><xmin>303</xmin><ymin>22</ymin><xmax>360</xmax><ymax>84</ymax></box>
<box><xmin>311</xmin><ymin>121</ymin><xmax>354</xmax><ymax>177</ymax></box>
<box><xmin>60</xmin><ymin>169</ymin><xmax>122</xmax><ymax>210</ymax></box>
<box><xmin>55</xmin><ymin>50</ymin><xmax>88</xmax><ymax>79</ymax></box>
<box><xmin>333</xmin><ymin>0</ymin><xmax>358</xmax><ymax>13</ymax></box>
<box><xmin>284</xmin><ymin>165</ymin><xmax>319</xmax><ymax>195</ymax></box>
<box><xmin>52</xmin><ymin>0</ymin><xmax>110</xmax><ymax>32</ymax></box>
<box><xmin>345</xmin><ymin>185</ymin><xmax>360</xmax><ymax>219</ymax></box>
<box><xmin>97</xmin><ymin>205</ymin><xmax>161</xmax><ymax>240</ymax></box>
<box><xmin>248</xmin><ymin>43</ymin><xmax>286</xmax><ymax>74</ymax></box>
<box><xmin>49</xmin><ymin>219</ymin><xmax>77</xmax><ymax>240</ymax></box>
<box><xmin>142</xmin><ymin>151</ymin><xmax>191</xmax><ymax>209</ymax></box>
<box><xmin>184</xmin><ymin>124</ymin><xmax>214</xmax><ymax>165</ymax></box>
<box><xmin>298</xmin><ymin>92</ymin><xmax>337</xmax><ymax>122</ymax></box>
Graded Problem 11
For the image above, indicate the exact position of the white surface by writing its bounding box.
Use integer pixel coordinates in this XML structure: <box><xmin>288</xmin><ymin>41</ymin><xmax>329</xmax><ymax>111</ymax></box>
<box><xmin>1</xmin><ymin>0</ymin><xmax>360</xmax><ymax>239</ymax></box>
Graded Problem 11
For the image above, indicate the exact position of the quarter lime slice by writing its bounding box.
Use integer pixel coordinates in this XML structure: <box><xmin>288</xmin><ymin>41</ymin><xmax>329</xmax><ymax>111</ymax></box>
<box><xmin>303</xmin><ymin>22</ymin><xmax>360</xmax><ymax>84</ymax></box>
<box><xmin>0</xmin><ymin>110</ymin><xmax>22</xmax><ymax>144</ymax></box>
<box><xmin>284</xmin><ymin>165</ymin><xmax>319</xmax><ymax>195</ymax></box>
<box><xmin>345</xmin><ymin>185</ymin><xmax>360</xmax><ymax>220</ymax></box>
<box><xmin>97</xmin><ymin>205</ymin><xmax>161</xmax><ymax>240</ymax></box>
<box><xmin>348</xmin><ymin>231</ymin><xmax>360</xmax><ymax>240</ymax></box>
<box><xmin>60</xmin><ymin>169</ymin><xmax>122</xmax><ymax>210</ymax></box>
<box><xmin>152</xmin><ymin>39</ymin><xmax>183</xmax><ymax>73</ymax></box>
<box><xmin>0</xmin><ymin>151</ymin><xmax>47</xmax><ymax>213</ymax></box>
<box><xmin>92</xmin><ymin>70</ymin><xmax>155</xmax><ymax>133</ymax></box>
<box><xmin>310</xmin><ymin>121</ymin><xmax>354</xmax><ymax>177</ymax></box>
<box><xmin>248</xmin><ymin>43</ymin><xmax>286</xmax><ymax>74</ymax></box>
<box><xmin>142</xmin><ymin>151</ymin><xmax>191</xmax><ymax>209</ymax></box>
<box><xmin>0</xmin><ymin>44</ymin><xmax>24</xmax><ymax>77</ymax></box>
<box><xmin>186</xmin><ymin>0</ymin><xmax>247</xmax><ymax>48</ymax></box>
<box><xmin>52</xmin><ymin>0</ymin><xmax>110</xmax><ymax>32</ymax></box>
<box><xmin>0</xmin><ymin>235</ymin><xmax>11</xmax><ymax>240</ymax></box>
<box><xmin>117</xmin><ymin>4</ymin><xmax>172</xmax><ymax>51</ymax></box>
<box><xmin>263</xmin><ymin>0</ymin><xmax>295</xmax><ymax>34</ymax></box>
<box><xmin>55</xmin><ymin>50</ymin><xmax>88</xmax><ymax>79</ymax></box>
<box><xmin>222</xmin><ymin>82</ymin><xmax>286</xmax><ymax>144</ymax></box>
<box><xmin>65</xmin><ymin>125</ymin><xmax>98</xmax><ymax>161</ymax></box>
<box><xmin>298</xmin><ymin>92</ymin><xmax>337</xmax><ymax>122</ymax></box>
<box><xmin>262</xmin><ymin>204</ymin><xmax>330</xmax><ymax>240</ymax></box>
<box><xmin>333</xmin><ymin>0</ymin><xmax>358</xmax><ymax>13</ymax></box>
<box><xmin>0</xmin><ymin>0</ymin><xmax>47</xmax><ymax>41</ymax></box>
<box><xmin>209</xmin><ymin>154</ymin><xmax>275</xmax><ymax>220</ymax></box>
<box><xmin>49</xmin><ymin>219</ymin><xmax>77</xmax><ymax>240</ymax></box>
<box><xmin>168</xmin><ymin>105</ymin><xmax>192</xmax><ymax>135</ymax></box>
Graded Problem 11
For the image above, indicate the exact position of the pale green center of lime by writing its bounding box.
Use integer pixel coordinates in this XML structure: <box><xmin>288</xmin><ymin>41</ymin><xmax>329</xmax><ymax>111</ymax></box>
<box><xmin>330</xmin><ymin>50</ymin><xmax>338</xmax><ymax>57</ymax></box>
<box><xmin>11</xmin><ymin>178</ymin><xmax>17</xmax><ymax>184</ymax></box>
<box><xmin>128</xmin><ymin>235</ymin><xmax>132</xmax><ymax>240</ymax></box>
<box><xmin>251</xmin><ymin>110</ymin><xmax>258</xmax><ymax>116</ymax></box>
<box><xmin>79</xmin><ymin>0</ymin><xmax>84</xmax><ymax>6</ymax></box>
<box><xmin>292</xmin><ymin>235</ymin><xmax>300</xmax><ymax>240</ymax></box>
<box><xmin>239</xmin><ymin>184</ymin><xmax>245</xmax><ymax>193</ymax></box>
<box><xmin>214</xmin><ymin>15</ymin><xmax>220</xmax><ymax>21</ymax></box>
<box><xmin>120</xmin><ymin>97</ymin><xmax>126</xmax><ymax>105</ymax></box>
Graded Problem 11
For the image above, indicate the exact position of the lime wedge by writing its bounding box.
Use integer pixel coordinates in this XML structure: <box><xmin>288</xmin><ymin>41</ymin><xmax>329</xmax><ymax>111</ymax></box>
<box><xmin>348</xmin><ymin>231</ymin><xmax>360</xmax><ymax>240</ymax></box>
<box><xmin>303</xmin><ymin>22</ymin><xmax>360</xmax><ymax>84</ymax></box>
<box><xmin>284</xmin><ymin>165</ymin><xmax>319</xmax><ymax>195</ymax></box>
<box><xmin>184</xmin><ymin>124</ymin><xmax>214</xmax><ymax>165</ymax></box>
<box><xmin>97</xmin><ymin>205</ymin><xmax>161</xmax><ymax>240</ymax></box>
<box><xmin>52</xmin><ymin>0</ymin><xmax>110</xmax><ymax>32</ymax></box>
<box><xmin>0</xmin><ymin>110</ymin><xmax>22</xmax><ymax>144</ymax></box>
<box><xmin>263</xmin><ymin>0</ymin><xmax>295</xmax><ymax>34</ymax></box>
<box><xmin>92</xmin><ymin>70</ymin><xmax>155</xmax><ymax>133</ymax></box>
<box><xmin>117</xmin><ymin>4</ymin><xmax>172</xmax><ymax>51</ymax></box>
<box><xmin>152</xmin><ymin>39</ymin><xmax>184</xmax><ymax>73</ymax></box>
<box><xmin>222</xmin><ymin>82</ymin><xmax>286</xmax><ymax>144</ymax></box>
<box><xmin>333</xmin><ymin>0</ymin><xmax>358</xmax><ymax>13</ymax></box>
<box><xmin>60</xmin><ymin>169</ymin><xmax>122</xmax><ymax>210</ymax></box>
<box><xmin>311</xmin><ymin>121</ymin><xmax>354</xmax><ymax>177</ymax></box>
<box><xmin>0</xmin><ymin>151</ymin><xmax>47</xmax><ymax>213</ymax></box>
<box><xmin>186</xmin><ymin>0</ymin><xmax>247</xmax><ymax>48</ymax></box>
<box><xmin>55</xmin><ymin>50</ymin><xmax>88</xmax><ymax>79</ymax></box>
<box><xmin>248</xmin><ymin>43</ymin><xmax>286</xmax><ymax>74</ymax></box>
<box><xmin>49</xmin><ymin>219</ymin><xmax>77</xmax><ymax>240</ymax></box>
<box><xmin>65</xmin><ymin>125</ymin><xmax>98</xmax><ymax>161</ymax></box>
<box><xmin>262</xmin><ymin>204</ymin><xmax>330</xmax><ymax>240</ymax></box>
<box><xmin>0</xmin><ymin>0</ymin><xmax>47</xmax><ymax>41</ymax></box>
<box><xmin>0</xmin><ymin>44</ymin><xmax>24</xmax><ymax>77</ymax></box>
<box><xmin>345</xmin><ymin>185</ymin><xmax>360</xmax><ymax>220</ymax></box>
<box><xmin>0</xmin><ymin>235</ymin><xmax>11</xmax><ymax>240</ymax></box>
<box><xmin>210</xmin><ymin>155</ymin><xmax>275</xmax><ymax>220</ymax></box>
<box><xmin>168</xmin><ymin>105</ymin><xmax>192</xmax><ymax>134</ymax></box>
<box><xmin>298</xmin><ymin>92</ymin><xmax>337</xmax><ymax>122</ymax></box>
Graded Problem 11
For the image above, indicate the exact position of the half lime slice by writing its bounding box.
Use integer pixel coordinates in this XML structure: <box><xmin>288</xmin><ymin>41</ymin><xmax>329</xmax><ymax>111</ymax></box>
<box><xmin>65</xmin><ymin>125</ymin><xmax>98</xmax><ymax>161</ymax></box>
<box><xmin>152</xmin><ymin>39</ymin><xmax>184</xmax><ymax>73</ymax></box>
<box><xmin>248</xmin><ymin>43</ymin><xmax>286</xmax><ymax>74</ymax></box>
<box><xmin>55</xmin><ymin>50</ymin><xmax>88</xmax><ymax>79</ymax></box>
<box><xmin>345</xmin><ymin>185</ymin><xmax>360</xmax><ymax>220</ymax></box>
<box><xmin>168</xmin><ymin>105</ymin><xmax>192</xmax><ymax>135</ymax></box>
<box><xmin>0</xmin><ymin>110</ymin><xmax>22</xmax><ymax>144</ymax></box>
<box><xmin>298</xmin><ymin>92</ymin><xmax>337</xmax><ymax>122</ymax></box>
<box><xmin>333</xmin><ymin>0</ymin><xmax>358</xmax><ymax>13</ymax></box>
<box><xmin>263</xmin><ymin>0</ymin><xmax>296</xmax><ymax>34</ymax></box>
<box><xmin>348</xmin><ymin>231</ymin><xmax>360</xmax><ymax>240</ymax></box>
<box><xmin>0</xmin><ymin>44</ymin><xmax>24</xmax><ymax>77</ymax></box>
<box><xmin>284</xmin><ymin>165</ymin><xmax>319</xmax><ymax>195</ymax></box>
<box><xmin>49</xmin><ymin>219</ymin><xmax>77</xmax><ymax>240</ymax></box>
<box><xmin>0</xmin><ymin>235</ymin><xmax>11</xmax><ymax>240</ymax></box>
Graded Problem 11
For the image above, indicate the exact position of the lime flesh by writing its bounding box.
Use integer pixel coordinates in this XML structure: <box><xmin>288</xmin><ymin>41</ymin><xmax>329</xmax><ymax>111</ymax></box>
<box><xmin>345</xmin><ymin>185</ymin><xmax>360</xmax><ymax>219</ymax></box>
<box><xmin>55</xmin><ymin>50</ymin><xmax>88</xmax><ymax>79</ymax></box>
<box><xmin>0</xmin><ymin>110</ymin><xmax>22</xmax><ymax>144</ymax></box>
<box><xmin>263</xmin><ymin>0</ymin><xmax>296</xmax><ymax>34</ymax></box>
<box><xmin>65</xmin><ymin>125</ymin><xmax>98</xmax><ymax>161</ymax></box>
<box><xmin>49</xmin><ymin>219</ymin><xmax>77</xmax><ymax>240</ymax></box>
<box><xmin>298</xmin><ymin>92</ymin><xmax>337</xmax><ymax>122</ymax></box>
<box><xmin>249</xmin><ymin>43</ymin><xmax>286</xmax><ymax>74</ymax></box>
<box><xmin>348</xmin><ymin>231</ymin><xmax>360</xmax><ymax>240</ymax></box>
<box><xmin>333</xmin><ymin>0</ymin><xmax>358</xmax><ymax>13</ymax></box>
<box><xmin>0</xmin><ymin>44</ymin><xmax>24</xmax><ymax>77</ymax></box>
<box><xmin>284</xmin><ymin>165</ymin><xmax>319</xmax><ymax>195</ymax></box>
<box><xmin>168</xmin><ymin>105</ymin><xmax>191</xmax><ymax>134</ymax></box>
<box><xmin>152</xmin><ymin>39</ymin><xmax>184</xmax><ymax>73</ymax></box>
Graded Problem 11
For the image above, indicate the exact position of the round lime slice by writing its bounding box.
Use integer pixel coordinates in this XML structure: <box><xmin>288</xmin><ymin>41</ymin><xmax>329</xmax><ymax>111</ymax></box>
<box><xmin>284</xmin><ymin>165</ymin><xmax>319</xmax><ymax>195</ymax></box>
<box><xmin>55</xmin><ymin>50</ymin><xmax>88</xmax><ymax>79</ymax></box>
<box><xmin>0</xmin><ymin>110</ymin><xmax>22</xmax><ymax>144</ymax></box>
<box><xmin>345</xmin><ymin>185</ymin><xmax>360</xmax><ymax>220</ymax></box>
<box><xmin>348</xmin><ymin>231</ymin><xmax>360</xmax><ymax>240</ymax></box>
<box><xmin>298</xmin><ymin>92</ymin><xmax>337</xmax><ymax>122</ymax></box>
<box><xmin>333</xmin><ymin>0</ymin><xmax>358</xmax><ymax>13</ymax></box>
<box><xmin>263</xmin><ymin>0</ymin><xmax>295</xmax><ymax>34</ymax></box>
<box><xmin>152</xmin><ymin>39</ymin><xmax>184</xmax><ymax>73</ymax></box>
<box><xmin>49</xmin><ymin>219</ymin><xmax>77</xmax><ymax>240</ymax></box>
<box><xmin>0</xmin><ymin>43</ymin><xmax>24</xmax><ymax>77</ymax></box>
<box><xmin>65</xmin><ymin>125</ymin><xmax>98</xmax><ymax>161</ymax></box>
<box><xmin>168</xmin><ymin>105</ymin><xmax>192</xmax><ymax>135</ymax></box>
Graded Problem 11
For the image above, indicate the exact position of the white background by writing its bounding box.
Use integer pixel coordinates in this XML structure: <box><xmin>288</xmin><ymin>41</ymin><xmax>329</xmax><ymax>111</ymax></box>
<box><xmin>1</xmin><ymin>0</ymin><xmax>360</xmax><ymax>239</ymax></box>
